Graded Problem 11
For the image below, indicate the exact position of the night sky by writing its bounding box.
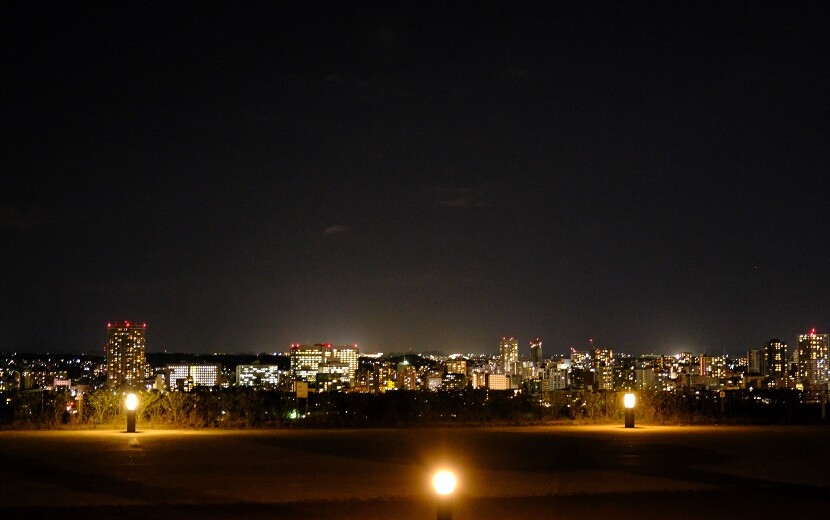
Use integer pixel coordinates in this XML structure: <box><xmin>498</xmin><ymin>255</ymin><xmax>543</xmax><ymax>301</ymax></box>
<box><xmin>3</xmin><ymin>2</ymin><xmax>829</xmax><ymax>356</ymax></box>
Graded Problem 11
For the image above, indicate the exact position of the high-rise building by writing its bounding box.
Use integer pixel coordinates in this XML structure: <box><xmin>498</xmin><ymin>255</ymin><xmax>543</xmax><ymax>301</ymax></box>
<box><xmin>747</xmin><ymin>349</ymin><xmax>764</xmax><ymax>375</ymax></box>
<box><xmin>763</xmin><ymin>339</ymin><xmax>788</xmax><ymax>384</ymax></box>
<box><xmin>594</xmin><ymin>366</ymin><xmax>614</xmax><ymax>390</ymax></box>
<box><xmin>592</xmin><ymin>348</ymin><xmax>613</xmax><ymax>368</ymax></box>
<box><xmin>530</xmin><ymin>338</ymin><xmax>543</xmax><ymax>367</ymax></box>
<box><xmin>499</xmin><ymin>337</ymin><xmax>519</xmax><ymax>375</ymax></box>
<box><xmin>329</xmin><ymin>344</ymin><xmax>359</xmax><ymax>382</ymax></box>
<box><xmin>105</xmin><ymin>321</ymin><xmax>147</xmax><ymax>388</ymax></box>
<box><xmin>290</xmin><ymin>343</ymin><xmax>326</xmax><ymax>383</ymax></box>
<box><xmin>397</xmin><ymin>364</ymin><xmax>419</xmax><ymax>390</ymax></box>
<box><xmin>796</xmin><ymin>330</ymin><xmax>829</xmax><ymax>390</ymax></box>
<box><xmin>540</xmin><ymin>364</ymin><xmax>569</xmax><ymax>390</ymax></box>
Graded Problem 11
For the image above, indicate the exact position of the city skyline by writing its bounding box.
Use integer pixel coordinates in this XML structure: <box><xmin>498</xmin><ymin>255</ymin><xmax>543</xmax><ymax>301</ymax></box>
<box><xmin>4</xmin><ymin>328</ymin><xmax>827</xmax><ymax>398</ymax></box>
<box><xmin>3</xmin><ymin>3</ymin><xmax>828</xmax><ymax>356</ymax></box>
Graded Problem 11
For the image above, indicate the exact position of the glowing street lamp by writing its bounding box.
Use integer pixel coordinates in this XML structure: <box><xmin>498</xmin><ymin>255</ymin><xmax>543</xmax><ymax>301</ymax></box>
<box><xmin>125</xmin><ymin>393</ymin><xmax>138</xmax><ymax>433</ymax></box>
<box><xmin>432</xmin><ymin>469</ymin><xmax>457</xmax><ymax>520</ymax></box>
<box><xmin>624</xmin><ymin>392</ymin><xmax>636</xmax><ymax>428</ymax></box>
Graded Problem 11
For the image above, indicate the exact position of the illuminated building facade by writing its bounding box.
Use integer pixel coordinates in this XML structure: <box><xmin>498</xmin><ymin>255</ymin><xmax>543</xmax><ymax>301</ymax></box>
<box><xmin>20</xmin><ymin>370</ymin><xmax>69</xmax><ymax>390</ymax></box>
<box><xmin>445</xmin><ymin>359</ymin><xmax>467</xmax><ymax>375</ymax></box>
<box><xmin>530</xmin><ymin>338</ymin><xmax>543</xmax><ymax>367</ymax></box>
<box><xmin>634</xmin><ymin>367</ymin><xmax>656</xmax><ymax>390</ymax></box>
<box><xmin>700</xmin><ymin>355</ymin><xmax>728</xmax><ymax>378</ymax></box>
<box><xmin>540</xmin><ymin>366</ymin><xmax>569</xmax><ymax>390</ymax></box>
<box><xmin>426</xmin><ymin>371</ymin><xmax>443</xmax><ymax>391</ymax></box>
<box><xmin>470</xmin><ymin>370</ymin><xmax>487</xmax><ymax>389</ymax></box>
<box><xmin>763</xmin><ymin>338</ymin><xmax>788</xmax><ymax>386</ymax></box>
<box><xmin>290</xmin><ymin>343</ymin><xmax>360</xmax><ymax>385</ymax></box>
<box><xmin>290</xmin><ymin>344</ymin><xmax>325</xmax><ymax>383</ymax></box>
<box><xmin>485</xmin><ymin>373</ymin><xmax>510</xmax><ymax>390</ymax></box>
<box><xmin>747</xmin><ymin>349</ymin><xmax>764</xmax><ymax>375</ymax></box>
<box><xmin>796</xmin><ymin>330</ymin><xmax>829</xmax><ymax>390</ymax></box>
<box><xmin>518</xmin><ymin>360</ymin><xmax>540</xmax><ymax>380</ymax></box>
<box><xmin>105</xmin><ymin>321</ymin><xmax>147</xmax><ymax>388</ymax></box>
<box><xmin>376</xmin><ymin>362</ymin><xmax>397</xmax><ymax>392</ymax></box>
<box><xmin>317</xmin><ymin>362</ymin><xmax>351</xmax><ymax>392</ymax></box>
<box><xmin>329</xmin><ymin>345</ymin><xmax>359</xmax><ymax>383</ymax></box>
<box><xmin>166</xmin><ymin>363</ymin><xmax>221</xmax><ymax>391</ymax></box>
<box><xmin>397</xmin><ymin>364</ymin><xmax>419</xmax><ymax>390</ymax></box>
<box><xmin>677</xmin><ymin>352</ymin><xmax>693</xmax><ymax>375</ymax></box>
<box><xmin>236</xmin><ymin>364</ymin><xmax>286</xmax><ymax>388</ymax></box>
<box><xmin>570</xmin><ymin>348</ymin><xmax>588</xmax><ymax>369</ymax></box>
<box><xmin>592</xmin><ymin>348</ymin><xmax>613</xmax><ymax>368</ymax></box>
<box><xmin>442</xmin><ymin>372</ymin><xmax>466</xmax><ymax>390</ymax></box>
<box><xmin>499</xmin><ymin>337</ymin><xmax>519</xmax><ymax>375</ymax></box>
<box><xmin>594</xmin><ymin>366</ymin><xmax>614</xmax><ymax>390</ymax></box>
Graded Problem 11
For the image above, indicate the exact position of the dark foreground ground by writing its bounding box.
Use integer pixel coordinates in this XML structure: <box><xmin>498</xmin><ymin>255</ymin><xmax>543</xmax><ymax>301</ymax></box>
<box><xmin>1</xmin><ymin>425</ymin><xmax>828</xmax><ymax>519</ymax></box>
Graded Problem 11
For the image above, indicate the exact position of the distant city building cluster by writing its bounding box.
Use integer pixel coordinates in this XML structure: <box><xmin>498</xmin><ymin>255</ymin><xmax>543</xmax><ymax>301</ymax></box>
<box><xmin>1</xmin><ymin>323</ymin><xmax>828</xmax><ymax>404</ymax></box>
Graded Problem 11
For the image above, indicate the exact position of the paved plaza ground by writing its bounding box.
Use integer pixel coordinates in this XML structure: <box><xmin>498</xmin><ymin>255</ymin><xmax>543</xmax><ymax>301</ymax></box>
<box><xmin>1</xmin><ymin>424</ymin><xmax>828</xmax><ymax>519</ymax></box>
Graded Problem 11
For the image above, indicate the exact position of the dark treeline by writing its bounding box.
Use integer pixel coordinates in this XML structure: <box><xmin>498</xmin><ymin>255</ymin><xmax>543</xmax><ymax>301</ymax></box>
<box><xmin>1</xmin><ymin>387</ymin><xmax>825</xmax><ymax>429</ymax></box>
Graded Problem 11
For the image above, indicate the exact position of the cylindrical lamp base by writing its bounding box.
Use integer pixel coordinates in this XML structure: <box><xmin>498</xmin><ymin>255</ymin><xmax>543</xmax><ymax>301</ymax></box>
<box><xmin>624</xmin><ymin>409</ymin><xmax>635</xmax><ymax>428</ymax></box>
<box><xmin>126</xmin><ymin>410</ymin><xmax>136</xmax><ymax>433</ymax></box>
<box><xmin>437</xmin><ymin>497</ymin><xmax>452</xmax><ymax>520</ymax></box>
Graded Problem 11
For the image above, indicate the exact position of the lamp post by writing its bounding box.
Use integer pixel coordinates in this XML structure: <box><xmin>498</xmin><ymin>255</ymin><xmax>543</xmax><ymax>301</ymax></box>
<box><xmin>432</xmin><ymin>469</ymin><xmax>457</xmax><ymax>520</ymax></box>
<box><xmin>624</xmin><ymin>392</ymin><xmax>635</xmax><ymax>428</ymax></box>
<box><xmin>125</xmin><ymin>392</ymin><xmax>138</xmax><ymax>433</ymax></box>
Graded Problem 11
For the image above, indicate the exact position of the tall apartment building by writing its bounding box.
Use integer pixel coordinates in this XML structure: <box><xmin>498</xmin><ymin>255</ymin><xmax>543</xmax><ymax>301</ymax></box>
<box><xmin>796</xmin><ymin>330</ymin><xmax>829</xmax><ymax>390</ymax></box>
<box><xmin>763</xmin><ymin>339</ymin><xmax>788</xmax><ymax>385</ymax></box>
<box><xmin>397</xmin><ymin>364</ymin><xmax>419</xmax><ymax>390</ymax></box>
<box><xmin>540</xmin><ymin>364</ymin><xmax>569</xmax><ymax>390</ymax></box>
<box><xmin>747</xmin><ymin>349</ymin><xmax>764</xmax><ymax>375</ymax></box>
<box><xmin>530</xmin><ymin>338</ymin><xmax>543</xmax><ymax>367</ymax></box>
<box><xmin>105</xmin><ymin>321</ymin><xmax>147</xmax><ymax>388</ymax></box>
<box><xmin>499</xmin><ymin>337</ymin><xmax>519</xmax><ymax>375</ymax></box>
<box><xmin>594</xmin><ymin>366</ymin><xmax>614</xmax><ymax>390</ymax></box>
